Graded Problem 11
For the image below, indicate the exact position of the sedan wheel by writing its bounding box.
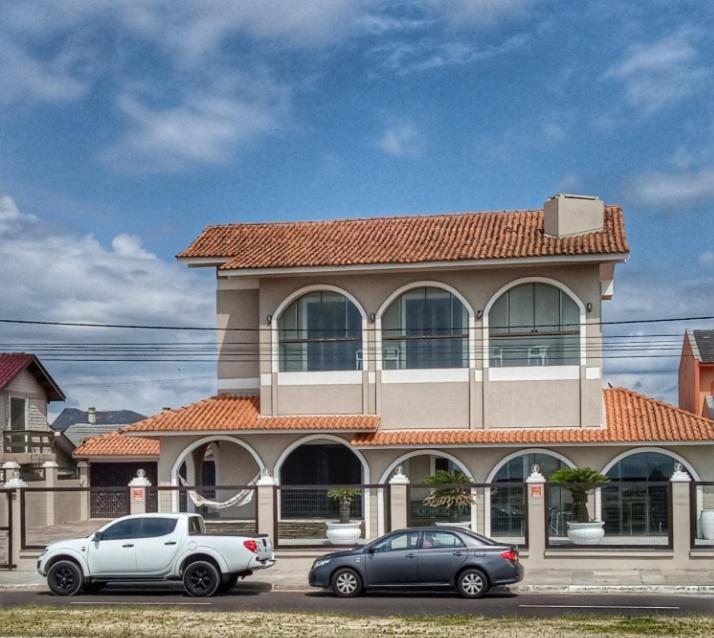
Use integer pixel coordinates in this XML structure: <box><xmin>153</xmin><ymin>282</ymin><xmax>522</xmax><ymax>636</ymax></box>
<box><xmin>457</xmin><ymin>568</ymin><xmax>488</xmax><ymax>599</ymax></box>
<box><xmin>183</xmin><ymin>561</ymin><xmax>221</xmax><ymax>597</ymax></box>
<box><xmin>47</xmin><ymin>560</ymin><xmax>83</xmax><ymax>596</ymax></box>
<box><xmin>331</xmin><ymin>568</ymin><xmax>362</xmax><ymax>598</ymax></box>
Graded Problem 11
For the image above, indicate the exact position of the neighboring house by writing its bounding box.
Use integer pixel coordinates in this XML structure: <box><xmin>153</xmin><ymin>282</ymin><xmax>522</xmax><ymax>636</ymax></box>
<box><xmin>82</xmin><ymin>194</ymin><xmax>714</xmax><ymax>538</ymax></box>
<box><xmin>679</xmin><ymin>330</ymin><xmax>714</xmax><ymax>418</ymax></box>
<box><xmin>0</xmin><ymin>353</ymin><xmax>66</xmax><ymax>475</ymax></box>
<box><xmin>56</xmin><ymin>407</ymin><xmax>155</xmax><ymax>488</ymax></box>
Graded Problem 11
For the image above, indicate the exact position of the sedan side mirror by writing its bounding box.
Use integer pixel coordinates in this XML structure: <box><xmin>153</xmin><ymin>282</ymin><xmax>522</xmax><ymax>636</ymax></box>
<box><xmin>93</xmin><ymin>531</ymin><xmax>104</xmax><ymax>542</ymax></box>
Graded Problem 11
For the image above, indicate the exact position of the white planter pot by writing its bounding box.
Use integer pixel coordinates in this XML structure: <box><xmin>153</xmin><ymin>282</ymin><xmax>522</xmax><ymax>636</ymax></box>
<box><xmin>566</xmin><ymin>520</ymin><xmax>605</xmax><ymax>545</ymax></box>
<box><xmin>326</xmin><ymin>521</ymin><xmax>361</xmax><ymax>545</ymax></box>
<box><xmin>699</xmin><ymin>510</ymin><xmax>714</xmax><ymax>540</ymax></box>
<box><xmin>434</xmin><ymin>521</ymin><xmax>471</xmax><ymax>530</ymax></box>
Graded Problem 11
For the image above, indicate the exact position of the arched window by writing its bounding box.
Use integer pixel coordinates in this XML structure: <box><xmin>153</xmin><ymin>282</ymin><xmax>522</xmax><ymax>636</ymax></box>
<box><xmin>279</xmin><ymin>291</ymin><xmax>362</xmax><ymax>372</ymax></box>
<box><xmin>491</xmin><ymin>452</ymin><xmax>569</xmax><ymax>537</ymax></box>
<box><xmin>382</xmin><ymin>286</ymin><xmax>468</xmax><ymax>369</ymax></box>
<box><xmin>602</xmin><ymin>452</ymin><xmax>678</xmax><ymax>538</ymax></box>
<box><xmin>489</xmin><ymin>282</ymin><xmax>579</xmax><ymax>367</ymax></box>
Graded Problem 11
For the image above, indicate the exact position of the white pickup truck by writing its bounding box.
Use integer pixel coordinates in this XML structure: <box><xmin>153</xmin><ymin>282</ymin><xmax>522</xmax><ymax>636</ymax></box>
<box><xmin>37</xmin><ymin>513</ymin><xmax>274</xmax><ymax>597</ymax></box>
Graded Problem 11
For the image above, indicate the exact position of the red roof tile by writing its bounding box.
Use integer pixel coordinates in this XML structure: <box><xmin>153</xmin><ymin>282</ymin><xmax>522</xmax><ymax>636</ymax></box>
<box><xmin>0</xmin><ymin>353</ymin><xmax>33</xmax><ymax>389</ymax></box>
<box><xmin>122</xmin><ymin>395</ymin><xmax>380</xmax><ymax>433</ymax></box>
<box><xmin>0</xmin><ymin>353</ymin><xmax>64</xmax><ymax>401</ymax></box>
<box><xmin>350</xmin><ymin>388</ymin><xmax>714</xmax><ymax>446</ymax></box>
<box><xmin>73</xmin><ymin>431</ymin><xmax>159</xmax><ymax>458</ymax></box>
<box><xmin>178</xmin><ymin>206</ymin><xmax>629</xmax><ymax>271</ymax></box>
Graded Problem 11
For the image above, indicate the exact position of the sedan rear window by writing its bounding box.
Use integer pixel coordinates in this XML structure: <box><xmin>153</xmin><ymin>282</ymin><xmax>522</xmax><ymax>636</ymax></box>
<box><xmin>422</xmin><ymin>531</ymin><xmax>464</xmax><ymax>549</ymax></box>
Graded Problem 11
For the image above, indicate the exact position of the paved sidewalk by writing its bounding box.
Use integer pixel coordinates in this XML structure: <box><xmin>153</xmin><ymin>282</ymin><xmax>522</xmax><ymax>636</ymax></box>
<box><xmin>3</xmin><ymin>554</ymin><xmax>713</xmax><ymax>594</ymax></box>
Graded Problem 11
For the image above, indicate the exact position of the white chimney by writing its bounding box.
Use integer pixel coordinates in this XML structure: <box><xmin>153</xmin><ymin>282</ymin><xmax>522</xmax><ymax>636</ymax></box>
<box><xmin>543</xmin><ymin>193</ymin><xmax>605</xmax><ymax>237</ymax></box>
<box><xmin>87</xmin><ymin>406</ymin><xmax>96</xmax><ymax>424</ymax></box>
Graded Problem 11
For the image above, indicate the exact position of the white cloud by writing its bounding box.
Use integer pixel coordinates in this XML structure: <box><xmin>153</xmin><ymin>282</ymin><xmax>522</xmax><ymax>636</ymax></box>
<box><xmin>630</xmin><ymin>168</ymin><xmax>714</xmax><ymax>206</ymax></box>
<box><xmin>426</xmin><ymin>0</ymin><xmax>535</xmax><ymax>28</ymax></box>
<box><xmin>605</xmin><ymin>29</ymin><xmax>710</xmax><ymax>113</ymax></box>
<box><xmin>0</xmin><ymin>195</ymin><xmax>216</xmax><ymax>415</ymax></box>
<box><xmin>700</xmin><ymin>250</ymin><xmax>714</xmax><ymax>266</ymax></box>
<box><xmin>377</xmin><ymin>122</ymin><xmax>425</xmax><ymax>158</ymax></box>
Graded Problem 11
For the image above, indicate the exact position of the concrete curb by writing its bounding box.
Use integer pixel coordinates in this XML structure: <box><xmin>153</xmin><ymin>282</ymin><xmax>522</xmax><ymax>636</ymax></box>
<box><xmin>513</xmin><ymin>584</ymin><xmax>714</xmax><ymax>594</ymax></box>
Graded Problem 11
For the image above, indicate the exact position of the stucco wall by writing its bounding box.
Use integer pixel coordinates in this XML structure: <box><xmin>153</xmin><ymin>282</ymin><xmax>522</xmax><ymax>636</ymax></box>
<box><xmin>211</xmin><ymin>262</ymin><xmax>607</xmax><ymax>429</ymax></box>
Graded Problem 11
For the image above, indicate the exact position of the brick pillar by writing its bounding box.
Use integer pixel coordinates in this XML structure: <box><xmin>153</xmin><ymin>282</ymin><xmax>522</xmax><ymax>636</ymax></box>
<box><xmin>3</xmin><ymin>467</ymin><xmax>27</xmax><ymax>568</ymax></box>
<box><xmin>256</xmin><ymin>472</ymin><xmax>276</xmax><ymax>538</ymax></box>
<box><xmin>526</xmin><ymin>466</ymin><xmax>546</xmax><ymax>562</ymax></box>
<box><xmin>389</xmin><ymin>466</ymin><xmax>410</xmax><ymax>530</ymax></box>
<box><xmin>128</xmin><ymin>469</ymin><xmax>151</xmax><ymax>515</ymax></box>
<box><xmin>77</xmin><ymin>461</ymin><xmax>90</xmax><ymax>521</ymax></box>
<box><xmin>42</xmin><ymin>461</ymin><xmax>58</xmax><ymax>526</ymax></box>
<box><xmin>670</xmin><ymin>464</ymin><xmax>691</xmax><ymax>564</ymax></box>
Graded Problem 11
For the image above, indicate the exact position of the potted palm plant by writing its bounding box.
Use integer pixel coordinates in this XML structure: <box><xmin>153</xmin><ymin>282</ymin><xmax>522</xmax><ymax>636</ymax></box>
<box><xmin>325</xmin><ymin>488</ymin><xmax>362</xmax><ymax>545</ymax></box>
<box><xmin>422</xmin><ymin>470</ymin><xmax>473</xmax><ymax>529</ymax></box>
<box><xmin>549</xmin><ymin>467</ymin><xmax>610</xmax><ymax>544</ymax></box>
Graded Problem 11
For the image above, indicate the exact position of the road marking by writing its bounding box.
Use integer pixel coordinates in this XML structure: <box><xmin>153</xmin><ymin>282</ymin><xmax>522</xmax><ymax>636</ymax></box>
<box><xmin>69</xmin><ymin>601</ymin><xmax>212</xmax><ymax>606</ymax></box>
<box><xmin>519</xmin><ymin>605</ymin><xmax>680</xmax><ymax>610</ymax></box>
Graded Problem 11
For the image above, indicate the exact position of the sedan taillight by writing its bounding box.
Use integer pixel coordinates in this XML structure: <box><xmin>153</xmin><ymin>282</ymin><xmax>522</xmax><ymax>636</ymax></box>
<box><xmin>500</xmin><ymin>549</ymin><xmax>518</xmax><ymax>562</ymax></box>
<box><xmin>243</xmin><ymin>539</ymin><xmax>258</xmax><ymax>553</ymax></box>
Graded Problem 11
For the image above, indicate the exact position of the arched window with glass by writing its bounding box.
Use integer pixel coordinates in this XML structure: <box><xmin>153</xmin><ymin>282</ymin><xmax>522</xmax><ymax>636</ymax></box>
<box><xmin>381</xmin><ymin>286</ymin><xmax>469</xmax><ymax>369</ymax></box>
<box><xmin>279</xmin><ymin>291</ymin><xmax>362</xmax><ymax>372</ymax></box>
<box><xmin>491</xmin><ymin>452</ymin><xmax>570</xmax><ymax>538</ymax></box>
<box><xmin>602</xmin><ymin>452</ymin><xmax>678</xmax><ymax>539</ymax></box>
<box><xmin>488</xmin><ymin>282</ymin><xmax>580</xmax><ymax>367</ymax></box>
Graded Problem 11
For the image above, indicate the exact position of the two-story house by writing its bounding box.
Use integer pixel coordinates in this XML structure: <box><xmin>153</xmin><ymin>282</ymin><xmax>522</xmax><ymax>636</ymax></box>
<box><xmin>79</xmin><ymin>194</ymin><xmax>714</xmax><ymax>539</ymax></box>
<box><xmin>0</xmin><ymin>353</ymin><xmax>66</xmax><ymax>476</ymax></box>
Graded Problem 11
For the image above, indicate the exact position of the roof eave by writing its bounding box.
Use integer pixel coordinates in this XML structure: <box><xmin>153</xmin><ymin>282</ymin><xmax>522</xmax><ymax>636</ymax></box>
<box><xmin>216</xmin><ymin>252</ymin><xmax>631</xmax><ymax>278</ymax></box>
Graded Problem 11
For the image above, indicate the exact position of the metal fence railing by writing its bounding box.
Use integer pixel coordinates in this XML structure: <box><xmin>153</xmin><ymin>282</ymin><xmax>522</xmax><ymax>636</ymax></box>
<box><xmin>545</xmin><ymin>481</ymin><xmax>673</xmax><ymax>549</ymax></box>
<box><xmin>691</xmin><ymin>482</ymin><xmax>714</xmax><ymax>549</ymax></box>
<box><xmin>407</xmin><ymin>482</ymin><xmax>528</xmax><ymax>548</ymax></box>
<box><xmin>0</xmin><ymin>490</ymin><xmax>13</xmax><ymax>570</ymax></box>
<box><xmin>274</xmin><ymin>484</ymin><xmax>389</xmax><ymax>549</ymax></box>
<box><xmin>146</xmin><ymin>485</ymin><xmax>258</xmax><ymax>535</ymax></box>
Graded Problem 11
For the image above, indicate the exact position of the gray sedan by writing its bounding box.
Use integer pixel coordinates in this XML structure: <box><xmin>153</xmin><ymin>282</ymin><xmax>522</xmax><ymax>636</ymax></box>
<box><xmin>308</xmin><ymin>527</ymin><xmax>523</xmax><ymax>598</ymax></box>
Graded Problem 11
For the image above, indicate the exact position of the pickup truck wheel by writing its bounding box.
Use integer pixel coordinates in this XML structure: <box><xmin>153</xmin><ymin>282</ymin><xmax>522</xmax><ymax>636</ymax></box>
<box><xmin>183</xmin><ymin>561</ymin><xmax>221</xmax><ymax>597</ymax></box>
<box><xmin>331</xmin><ymin>568</ymin><xmax>362</xmax><ymax>598</ymax></box>
<box><xmin>47</xmin><ymin>560</ymin><xmax>83</xmax><ymax>596</ymax></box>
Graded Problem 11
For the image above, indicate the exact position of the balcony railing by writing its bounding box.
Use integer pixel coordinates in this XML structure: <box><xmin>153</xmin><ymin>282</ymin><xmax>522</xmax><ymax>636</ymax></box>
<box><xmin>1</xmin><ymin>430</ymin><xmax>55</xmax><ymax>455</ymax></box>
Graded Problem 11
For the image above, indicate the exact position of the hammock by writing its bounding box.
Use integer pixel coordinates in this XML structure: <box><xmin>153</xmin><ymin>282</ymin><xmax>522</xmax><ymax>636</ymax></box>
<box><xmin>178</xmin><ymin>473</ymin><xmax>259</xmax><ymax>510</ymax></box>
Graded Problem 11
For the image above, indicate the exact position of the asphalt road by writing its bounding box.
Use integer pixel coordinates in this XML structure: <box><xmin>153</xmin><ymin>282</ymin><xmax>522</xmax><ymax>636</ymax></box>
<box><xmin>1</xmin><ymin>585</ymin><xmax>712</xmax><ymax>618</ymax></box>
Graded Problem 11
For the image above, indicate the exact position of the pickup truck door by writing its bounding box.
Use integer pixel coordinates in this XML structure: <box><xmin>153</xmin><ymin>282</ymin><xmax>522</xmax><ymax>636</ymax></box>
<box><xmin>134</xmin><ymin>517</ymin><xmax>181</xmax><ymax>576</ymax></box>
<box><xmin>87</xmin><ymin>518</ymin><xmax>140</xmax><ymax>576</ymax></box>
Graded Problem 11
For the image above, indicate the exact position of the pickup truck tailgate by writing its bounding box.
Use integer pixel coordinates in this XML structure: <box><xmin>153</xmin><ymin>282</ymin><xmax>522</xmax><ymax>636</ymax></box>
<box><xmin>257</xmin><ymin>536</ymin><xmax>272</xmax><ymax>561</ymax></box>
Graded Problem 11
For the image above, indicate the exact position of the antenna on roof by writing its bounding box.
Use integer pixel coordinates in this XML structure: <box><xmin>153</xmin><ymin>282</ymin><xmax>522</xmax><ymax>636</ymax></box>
<box><xmin>607</xmin><ymin>382</ymin><xmax>613</xmax><ymax>388</ymax></box>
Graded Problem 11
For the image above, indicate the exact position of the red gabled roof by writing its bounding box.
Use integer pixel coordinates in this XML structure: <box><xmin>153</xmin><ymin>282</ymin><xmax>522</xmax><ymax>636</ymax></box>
<box><xmin>178</xmin><ymin>206</ymin><xmax>629</xmax><ymax>271</ymax></box>
<box><xmin>0</xmin><ymin>353</ymin><xmax>64</xmax><ymax>401</ymax></box>
<box><xmin>73</xmin><ymin>431</ymin><xmax>159</xmax><ymax>458</ymax></box>
<box><xmin>121</xmin><ymin>394</ymin><xmax>380</xmax><ymax>433</ymax></box>
<box><xmin>350</xmin><ymin>388</ymin><xmax>714</xmax><ymax>447</ymax></box>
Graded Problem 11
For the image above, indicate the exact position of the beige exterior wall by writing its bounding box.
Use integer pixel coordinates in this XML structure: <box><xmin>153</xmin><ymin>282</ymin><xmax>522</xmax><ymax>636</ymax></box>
<box><xmin>213</xmin><ymin>262</ymin><xmax>607</xmax><ymax>429</ymax></box>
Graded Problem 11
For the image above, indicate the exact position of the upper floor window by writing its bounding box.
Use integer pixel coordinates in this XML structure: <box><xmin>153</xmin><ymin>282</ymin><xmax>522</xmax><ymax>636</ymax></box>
<box><xmin>382</xmin><ymin>286</ymin><xmax>468</xmax><ymax>370</ymax></box>
<box><xmin>279</xmin><ymin>291</ymin><xmax>362</xmax><ymax>372</ymax></box>
<box><xmin>489</xmin><ymin>282</ymin><xmax>579</xmax><ymax>367</ymax></box>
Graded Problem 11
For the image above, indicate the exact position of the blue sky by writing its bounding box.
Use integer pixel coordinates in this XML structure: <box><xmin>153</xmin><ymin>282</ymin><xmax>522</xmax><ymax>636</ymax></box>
<box><xmin>0</xmin><ymin>0</ymin><xmax>713</xmax><ymax>416</ymax></box>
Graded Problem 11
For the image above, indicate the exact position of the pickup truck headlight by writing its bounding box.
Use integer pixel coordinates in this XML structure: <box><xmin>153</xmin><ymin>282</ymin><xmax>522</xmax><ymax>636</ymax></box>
<box><xmin>313</xmin><ymin>558</ymin><xmax>332</xmax><ymax>569</ymax></box>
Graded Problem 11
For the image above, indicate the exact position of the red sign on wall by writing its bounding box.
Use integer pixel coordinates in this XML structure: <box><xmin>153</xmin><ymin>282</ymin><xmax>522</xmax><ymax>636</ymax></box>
<box><xmin>529</xmin><ymin>484</ymin><xmax>542</xmax><ymax>497</ymax></box>
<box><xmin>131</xmin><ymin>487</ymin><xmax>145</xmax><ymax>501</ymax></box>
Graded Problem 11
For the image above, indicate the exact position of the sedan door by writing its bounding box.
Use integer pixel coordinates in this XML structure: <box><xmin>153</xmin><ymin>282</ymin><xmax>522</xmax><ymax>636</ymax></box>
<box><xmin>134</xmin><ymin>517</ymin><xmax>181</xmax><ymax>576</ymax></box>
<box><xmin>87</xmin><ymin>518</ymin><xmax>141</xmax><ymax>576</ymax></box>
<box><xmin>365</xmin><ymin>531</ymin><xmax>421</xmax><ymax>586</ymax></box>
<box><xmin>417</xmin><ymin>530</ymin><xmax>468</xmax><ymax>584</ymax></box>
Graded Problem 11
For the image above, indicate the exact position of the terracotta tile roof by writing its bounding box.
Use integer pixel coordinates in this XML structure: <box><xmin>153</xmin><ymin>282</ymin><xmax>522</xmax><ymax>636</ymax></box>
<box><xmin>73</xmin><ymin>431</ymin><xmax>159</xmax><ymax>458</ymax></box>
<box><xmin>178</xmin><ymin>206</ymin><xmax>629</xmax><ymax>271</ymax></box>
<box><xmin>0</xmin><ymin>353</ymin><xmax>33</xmax><ymax>389</ymax></box>
<box><xmin>350</xmin><ymin>388</ymin><xmax>714</xmax><ymax>447</ymax></box>
<box><xmin>122</xmin><ymin>395</ymin><xmax>380</xmax><ymax>433</ymax></box>
<box><xmin>0</xmin><ymin>352</ymin><xmax>64</xmax><ymax>401</ymax></box>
